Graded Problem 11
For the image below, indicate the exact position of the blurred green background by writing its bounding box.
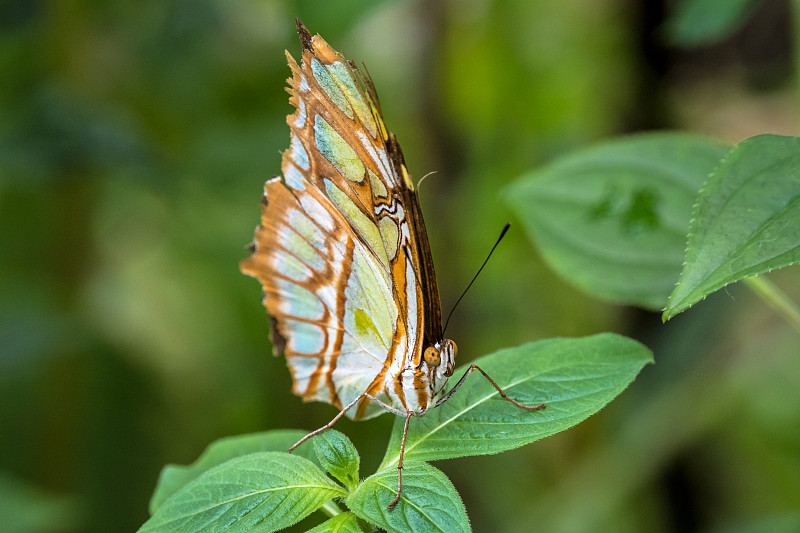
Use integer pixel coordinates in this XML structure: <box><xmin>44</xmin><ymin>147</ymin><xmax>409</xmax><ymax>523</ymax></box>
<box><xmin>2</xmin><ymin>1</ymin><xmax>799</xmax><ymax>532</ymax></box>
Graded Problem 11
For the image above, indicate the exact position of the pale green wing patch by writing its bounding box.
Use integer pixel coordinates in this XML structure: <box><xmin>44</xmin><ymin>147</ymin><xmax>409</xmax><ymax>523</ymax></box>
<box><xmin>312</xmin><ymin>59</ymin><xmax>378</xmax><ymax>139</ymax></box>
<box><xmin>315</xmin><ymin>115</ymin><xmax>366</xmax><ymax>183</ymax></box>
<box><xmin>325</xmin><ymin>178</ymin><xmax>390</xmax><ymax>268</ymax></box>
<box><xmin>311</xmin><ymin>59</ymin><xmax>352</xmax><ymax>117</ymax></box>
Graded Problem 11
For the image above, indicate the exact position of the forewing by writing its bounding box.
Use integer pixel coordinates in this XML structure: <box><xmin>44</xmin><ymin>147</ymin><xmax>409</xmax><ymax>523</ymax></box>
<box><xmin>286</xmin><ymin>22</ymin><xmax>444</xmax><ymax>361</ymax></box>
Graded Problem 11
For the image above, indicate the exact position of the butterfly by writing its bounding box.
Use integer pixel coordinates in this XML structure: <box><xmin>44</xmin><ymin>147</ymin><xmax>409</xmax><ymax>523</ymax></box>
<box><xmin>240</xmin><ymin>19</ymin><xmax>545</xmax><ymax>509</ymax></box>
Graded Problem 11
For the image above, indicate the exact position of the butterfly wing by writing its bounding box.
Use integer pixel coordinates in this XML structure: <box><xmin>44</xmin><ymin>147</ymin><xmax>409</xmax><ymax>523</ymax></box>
<box><xmin>241</xmin><ymin>21</ymin><xmax>443</xmax><ymax>420</ymax></box>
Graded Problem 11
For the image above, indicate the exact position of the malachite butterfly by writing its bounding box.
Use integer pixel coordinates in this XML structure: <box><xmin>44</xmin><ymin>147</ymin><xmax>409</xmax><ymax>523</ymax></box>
<box><xmin>241</xmin><ymin>19</ymin><xmax>544</xmax><ymax>509</ymax></box>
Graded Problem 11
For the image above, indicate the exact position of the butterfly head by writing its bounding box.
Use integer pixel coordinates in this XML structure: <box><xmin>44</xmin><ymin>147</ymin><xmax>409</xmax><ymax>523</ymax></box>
<box><xmin>422</xmin><ymin>338</ymin><xmax>457</xmax><ymax>401</ymax></box>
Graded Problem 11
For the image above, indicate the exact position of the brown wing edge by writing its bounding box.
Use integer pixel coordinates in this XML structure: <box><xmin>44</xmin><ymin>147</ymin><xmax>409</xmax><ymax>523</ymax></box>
<box><xmin>386</xmin><ymin>133</ymin><xmax>445</xmax><ymax>348</ymax></box>
<box><xmin>268</xmin><ymin>314</ymin><xmax>288</xmax><ymax>356</ymax></box>
<box><xmin>296</xmin><ymin>19</ymin><xmax>313</xmax><ymax>51</ymax></box>
<box><xmin>242</xmin><ymin>181</ymin><xmax>290</xmax><ymax>359</ymax></box>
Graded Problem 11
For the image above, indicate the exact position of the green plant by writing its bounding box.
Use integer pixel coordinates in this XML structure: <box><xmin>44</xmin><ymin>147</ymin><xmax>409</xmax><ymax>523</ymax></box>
<box><xmin>506</xmin><ymin>133</ymin><xmax>800</xmax><ymax>330</ymax></box>
<box><xmin>140</xmin><ymin>335</ymin><xmax>651</xmax><ymax>532</ymax></box>
<box><xmin>140</xmin><ymin>128</ymin><xmax>799</xmax><ymax>532</ymax></box>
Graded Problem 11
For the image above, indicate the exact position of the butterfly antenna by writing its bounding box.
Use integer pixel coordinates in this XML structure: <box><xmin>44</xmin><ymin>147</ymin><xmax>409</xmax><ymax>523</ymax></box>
<box><xmin>416</xmin><ymin>171</ymin><xmax>437</xmax><ymax>193</ymax></box>
<box><xmin>443</xmin><ymin>223</ymin><xmax>511</xmax><ymax>335</ymax></box>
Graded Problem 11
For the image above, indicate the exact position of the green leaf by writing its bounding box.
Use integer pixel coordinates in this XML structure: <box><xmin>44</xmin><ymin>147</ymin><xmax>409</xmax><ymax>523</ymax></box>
<box><xmin>664</xmin><ymin>134</ymin><xmax>800</xmax><ymax>319</ymax></box>
<box><xmin>346</xmin><ymin>462</ymin><xmax>469</xmax><ymax>533</ymax></box>
<box><xmin>313</xmin><ymin>430</ymin><xmax>360</xmax><ymax>490</ymax></box>
<box><xmin>665</xmin><ymin>0</ymin><xmax>763</xmax><ymax>47</ymax></box>
<box><xmin>381</xmin><ymin>334</ymin><xmax>652</xmax><ymax>467</ymax></box>
<box><xmin>139</xmin><ymin>452</ymin><xmax>345</xmax><ymax>533</ymax></box>
<box><xmin>505</xmin><ymin>133</ymin><xmax>729</xmax><ymax>309</ymax></box>
<box><xmin>306</xmin><ymin>512</ymin><xmax>370</xmax><ymax>533</ymax></box>
<box><xmin>149</xmin><ymin>430</ymin><xmax>315</xmax><ymax>514</ymax></box>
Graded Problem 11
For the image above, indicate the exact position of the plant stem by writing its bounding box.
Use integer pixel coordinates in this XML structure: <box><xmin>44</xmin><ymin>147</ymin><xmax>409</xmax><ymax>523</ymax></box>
<box><xmin>319</xmin><ymin>499</ymin><xmax>344</xmax><ymax>518</ymax></box>
<box><xmin>744</xmin><ymin>275</ymin><xmax>800</xmax><ymax>334</ymax></box>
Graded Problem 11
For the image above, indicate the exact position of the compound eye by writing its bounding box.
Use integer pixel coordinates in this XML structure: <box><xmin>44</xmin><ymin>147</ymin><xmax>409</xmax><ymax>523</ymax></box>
<box><xmin>423</xmin><ymin>346</ymin><xmax>441</xmax><ymax>367</ymax></box>
<box><xmin>450</xmin><ymin>340</ymin><xmax>458</xmax><ymax>359</ymax></box>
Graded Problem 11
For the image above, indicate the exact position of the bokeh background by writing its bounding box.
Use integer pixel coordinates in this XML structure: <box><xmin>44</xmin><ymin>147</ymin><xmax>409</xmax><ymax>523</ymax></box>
<box><xmin>2</xmin><ymin>1</ymin><xmax>799</xmax><ymax>532</ymax></box>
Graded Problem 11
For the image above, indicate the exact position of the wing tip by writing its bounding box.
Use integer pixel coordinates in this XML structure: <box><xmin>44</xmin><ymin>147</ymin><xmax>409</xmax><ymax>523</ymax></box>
<box><xmin>296</xmin><ymin>18</ymin><xmax>313</xmax><ymax>51</ymax></box>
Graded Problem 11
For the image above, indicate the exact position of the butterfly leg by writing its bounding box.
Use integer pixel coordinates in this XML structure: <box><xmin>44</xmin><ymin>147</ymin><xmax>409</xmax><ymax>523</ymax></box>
<box><xmin>434</xmin><ymin>364</ymin><xmax>546</xmax><ymax>411</ymax></box>
<box><xmin>288</xmin><ymin>394</ymin><xmax>365</xmax><ymax>453</ymax></box>
<box><xmin>289</xmin><ymin>393</ymin><xmax>407</xmax><ymax>453</ymax></box>
<box><xmin>387</xmin><ymin>410</ymin><xmax>414</xmax><ymax>510</ymax></box>
<box><xmin>365</xmin><ymin>394</ymin><xmax>410</xmax><ymax>417</ymax></box>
